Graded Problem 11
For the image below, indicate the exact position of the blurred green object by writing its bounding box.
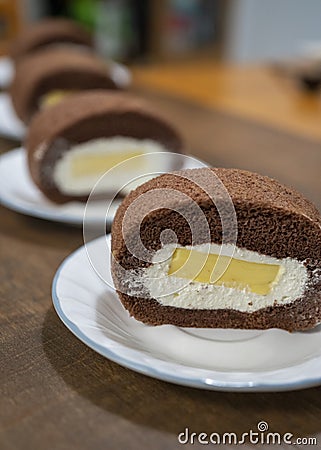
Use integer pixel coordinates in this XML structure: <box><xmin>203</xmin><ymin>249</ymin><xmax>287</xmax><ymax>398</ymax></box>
<box><xmin>68</xmin><ymin>0</ymin><xmax>98</xmax><ymax>30</ymax></box>
<box><xmin>66</xmin><ymin>0</ymin><xmax>136</xmax><ymax>60</ymax></box>
<box><xmin>96</xmin><ymin>0</ymin><xmax>137</xmax><ymax>61</ymax></box>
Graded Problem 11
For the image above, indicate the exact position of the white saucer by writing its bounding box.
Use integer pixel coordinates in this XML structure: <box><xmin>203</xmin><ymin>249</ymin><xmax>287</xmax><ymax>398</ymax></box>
<box><xmin>52</xmin><ymin>235</ymin><xmax>321</xmax><ymax>392</ymax></box>
<box><xmin>0</xmin><ymin>148</ymin><xmax>206</xmax><ymax>226</ymax></box>
<box><xmin>0</xmin><ymin>148</ymin><xmax>120</xmax><ymax>226</ymax></box>
<box><xmin>0</xmin><ymin>93</ymin><xmax>26</xmax><ymax>141</ymax></box>
<box><xmin>0</xmin><ymin>56</ymin><xmax>14</xmax><ymax>88</ymax></box>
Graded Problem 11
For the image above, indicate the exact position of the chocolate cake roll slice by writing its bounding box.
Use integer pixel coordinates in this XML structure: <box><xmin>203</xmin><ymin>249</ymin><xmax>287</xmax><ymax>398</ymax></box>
<box><xmin>26</xmin><ymin>91</ymin><xmax>184</xmax><ymax>204</ymax></box>
<box><xmin>9</xmin><ymin>18</ymin><xmax>93</xmax><ymax>62</ymax></box>
<box><xmin>111</xmin><ymin>168</ymin><xmax>321</xmax><ymax>332</ymax></box>
<box><xmin>10</xmin><ymin>47</ymin><xmax>118</xmax><ymax>123</ymax></box>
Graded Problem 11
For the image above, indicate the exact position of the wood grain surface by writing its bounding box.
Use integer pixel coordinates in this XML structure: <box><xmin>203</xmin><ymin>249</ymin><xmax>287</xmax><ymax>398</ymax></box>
<box><xmin>133</xmin><ymin>61</ymin><xmax>321</xmax><ymax>142</ymax></box>
<box><xmin>1</xmin><ymin>84</ymin><xmax>321</xmax><ymax>450</ymax></box>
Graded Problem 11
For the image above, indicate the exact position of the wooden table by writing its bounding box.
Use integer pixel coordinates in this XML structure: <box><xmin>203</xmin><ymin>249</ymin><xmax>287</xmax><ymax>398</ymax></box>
<box><xmin>133</xmin><ymin>60</ymin><xmax>321</xmax><ymax>142</ymax></box>
<box><xmin>1</xmin><ymin>66</ymin><xmax>321</xmax><ymax>449</ymax></box>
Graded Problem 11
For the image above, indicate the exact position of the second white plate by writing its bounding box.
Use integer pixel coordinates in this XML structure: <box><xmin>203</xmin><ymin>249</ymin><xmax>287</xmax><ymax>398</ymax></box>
<box><xmin>0</xmin><ymin>148</ymin><xmax>120</xmax><ymax>226</ymax></box>
<box><xmin>0</xmin><ymin>56</ymin><xmax>14</xmax><ymax>88</ymax></box>
<box><xmin>0</xmin><ymin>148</ymin><xmax>207</xmax><ymax>226</ymax></box>
<box><xmin>0</xmin><ymin>93</ymin><xmax>26</xmax><ymax>141</ymax></box>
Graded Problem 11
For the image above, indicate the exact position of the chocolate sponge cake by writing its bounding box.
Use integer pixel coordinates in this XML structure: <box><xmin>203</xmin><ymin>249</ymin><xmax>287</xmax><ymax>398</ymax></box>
<box><xmin>26</xmin><ymin>91</ymin><xmax>184</xmax><ymax>204</ymax></box>
<box><xmin>9</xmin><ymin>18</ymin><xmax>93</xmax><ymax>62</ymax></box>
<box><xmin>10</xmin><ymin>47</ymin><xmax>118</xmax><ymax>123</ymax></box>
<box><xmin>111</xmin><ymin>168</ymin><xmax>321</xmax><ymax>332</ymax></box>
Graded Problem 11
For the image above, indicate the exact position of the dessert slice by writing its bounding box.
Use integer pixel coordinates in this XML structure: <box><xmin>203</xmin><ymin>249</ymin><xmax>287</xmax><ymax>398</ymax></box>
<box><xmin>9</xmin><ymin>18</ymin><xmax>93</xmax><ymax>62</ymax></box>
<box><xmin>26</xmin><ymin>91</ymin><xmax>184</xmax><ymax>204</ymax></box>
<box><xmin>111</xmin><ymin>168</ymin><xmax>321</xmax><ymax>331</ymax></box>
<box><xmin>10</xmin><ymin>47</ymin><xmax>118</xmax><ymax>123</ymax></box>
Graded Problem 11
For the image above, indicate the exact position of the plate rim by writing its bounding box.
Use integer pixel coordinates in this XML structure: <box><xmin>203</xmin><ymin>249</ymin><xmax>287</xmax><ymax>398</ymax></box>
<box><xmin>0</xmin><ymin>92</ymin><xmax>26</xmax><ymax>141</ymax></box>
<box><xmin>0</xmin><ymin>56</ymin><xmax>13</xmax><ymax>88</ymax></box>
<box><xmin>0</xmin><ymin>147</ymin><xmax>117</xmax><ymax>226</ymax></box>
<box><xmin>0</xmin><ymin>147</ymin><xmax>208</xmax><ymax>227</ymax></box>
<box><xmin>52</xmin><ymin>235</ymin><xmax>321</xmax><ymax>392</ymax></box>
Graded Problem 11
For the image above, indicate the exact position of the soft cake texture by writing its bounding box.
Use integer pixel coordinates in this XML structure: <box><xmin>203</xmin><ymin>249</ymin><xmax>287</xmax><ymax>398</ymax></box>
<box><xmin>26</xmin><ymin>91</ymin><xmax>184</xmax><ymax>203</ymax></box>
<box><xmin>111</xmin><ymin>168</ymin><xmax>321</xmax><ymax>331</ymax></box>
<box><xmin>9</xmin><ymin>18</ymin><xmax>93</xmax><ymax>62</ymax></box>
<box><xmin>10</xmin><ymin>47</ymin><xmax>117</xmax><ymax>123</ymax></box>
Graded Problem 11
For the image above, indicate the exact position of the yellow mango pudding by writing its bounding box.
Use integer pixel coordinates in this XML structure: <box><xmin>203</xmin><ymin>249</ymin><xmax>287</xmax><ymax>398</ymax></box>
<box><xmin>40</xmin><ymin>90</ymin><xmax>74</xmax><ymax>109</ymax></box>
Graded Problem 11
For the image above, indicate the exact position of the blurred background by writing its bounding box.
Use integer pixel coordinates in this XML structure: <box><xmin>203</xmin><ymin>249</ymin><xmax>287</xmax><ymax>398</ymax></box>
<box><xmin>1</xmin><ymin>0</ymin><xmax>320</xmax><ymax>194</ymax></box>
<box><xmin>2</xmin><ymin>0</ymin><xmax>321</xmax><ymax>63</ymax></box>
<box><xmin>0</xmin><ymin>0</ymin><xmax>320</xmax><ymax>205</ymax></box>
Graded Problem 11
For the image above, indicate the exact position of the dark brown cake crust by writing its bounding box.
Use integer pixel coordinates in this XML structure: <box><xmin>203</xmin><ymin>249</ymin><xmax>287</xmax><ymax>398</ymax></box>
<box><xmin>9</xmin><ymin>18</ymin><xmax>93</xmax><ymax>62</ymax></box>
<box><xmin>10</xmin><ymin>47</ymin><xmax>118</xmax><ymax>123</ymax></box>
<box><xmin>26</xmin><ymin>91</ymin><xmax>185</xmax><ymax>204</ymax></box>
<box><xmin>111</xmin><ymin>168</ymin><xmax>321</xmax><ymax>331</ymax></box>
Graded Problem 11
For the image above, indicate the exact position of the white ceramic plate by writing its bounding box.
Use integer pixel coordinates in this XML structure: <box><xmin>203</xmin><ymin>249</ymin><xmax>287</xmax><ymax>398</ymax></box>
<box><xmin>52</xmin><ymin>235</ymin><xmax>321</xmax><ymax>392</ymax></box>
<box><xmin>0</xmin><ymin>148</ymin><xmax>120</xmax><ymax>226</ymax></box>
<box><xmin>0</xmin><ymin>148</ymin><xmax>206</xmax><ymax>226</ymax></box>
<box><xmin>0</xmin><ymin>93</ymin><xmax>26</xmax><ymax>141</ymax></box>
<box><xmin>0</xmin><ymin>56</ymin><xmax>14</xmax><ymax>88</ymax></box>
<box><xmin>0</xmin><ymin>56</ymin><xmax>131</xmax><ymax>141</ymax></box>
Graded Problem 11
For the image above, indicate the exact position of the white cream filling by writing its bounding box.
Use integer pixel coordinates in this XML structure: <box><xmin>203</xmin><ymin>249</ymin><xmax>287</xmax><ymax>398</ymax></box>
<box><xmin>141</xmin><ymin>244</ymin><xmax>308</xmax><ymax>312</ymax></box>
<box><xmin>52</xmin><ymin>137</ymin><xmax>172</xmax><ymax>195</ymax></box>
